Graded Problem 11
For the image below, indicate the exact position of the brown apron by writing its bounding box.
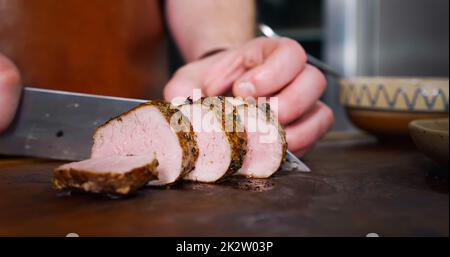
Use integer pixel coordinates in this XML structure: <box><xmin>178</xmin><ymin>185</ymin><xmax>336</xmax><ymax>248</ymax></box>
<box><xmin>0</xmin><ymin>0</ymin><xmax>166</xmax><ymax>99</ymax></box>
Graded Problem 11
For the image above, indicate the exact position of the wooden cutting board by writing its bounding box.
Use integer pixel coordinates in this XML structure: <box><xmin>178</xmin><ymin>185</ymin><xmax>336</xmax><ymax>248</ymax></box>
<box><xmin>0</xmin><ymin>133</ymin><xmax>448</xmax><ymax>236</ymax></box>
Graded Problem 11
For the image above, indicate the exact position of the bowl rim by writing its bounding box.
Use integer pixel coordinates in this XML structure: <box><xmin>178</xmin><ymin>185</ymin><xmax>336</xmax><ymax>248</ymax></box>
<box><xmin>408</xmin><ymin>118</ymin><xmax>449</xmax><ymax>136</ymax></box>
<box><xmin>340</xmin><ymin>76</ymin><xmax>449</xmax><ymax>85</ymax></box>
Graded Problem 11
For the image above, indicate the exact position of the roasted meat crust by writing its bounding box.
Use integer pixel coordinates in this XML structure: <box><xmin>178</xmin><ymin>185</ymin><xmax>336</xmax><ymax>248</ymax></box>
<box><xmin>53</xmin><ymin>159</ymin><xmax>159</xmax><ymax>195</ymax></box>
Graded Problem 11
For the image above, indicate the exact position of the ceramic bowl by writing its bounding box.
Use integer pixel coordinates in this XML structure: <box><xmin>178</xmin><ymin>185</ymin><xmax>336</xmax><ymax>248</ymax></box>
<box><xmin>340</xmin><ymin>77</ymin><xmax>449</xmax><ymax>136</ymax></box>
<box><xmin>409</xmin><ymin>118</ymin><xmax>449</xmax><ymax>165</ymax></box>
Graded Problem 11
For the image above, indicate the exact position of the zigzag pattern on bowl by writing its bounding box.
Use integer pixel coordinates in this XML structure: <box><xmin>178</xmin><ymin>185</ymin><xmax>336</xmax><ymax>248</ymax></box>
<box><xmin>340</xmin><ymin>84</ymin><xmax>449</xmax><ymax>112</ymax></box>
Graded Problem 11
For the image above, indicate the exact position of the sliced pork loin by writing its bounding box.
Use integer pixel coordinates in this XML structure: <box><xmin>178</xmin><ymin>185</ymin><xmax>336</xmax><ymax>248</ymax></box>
<box><xmin>228</xmin><ymin>99</ymin><xmax>287</xmax><ymax>178</ymax></box>
<box><xmin>53</xmin><ymin>156</ymin><xmax>159</xmax><ymax>195</ymax></box>
<box><xmin>91</xmin><ymin>101</ymin><xmax>198</xmax><ymax>186</ymax></box>
<box><xmin>178</xmin><ymin>97</ymin><xmax>247</xmax><ymax>183</ymax></box>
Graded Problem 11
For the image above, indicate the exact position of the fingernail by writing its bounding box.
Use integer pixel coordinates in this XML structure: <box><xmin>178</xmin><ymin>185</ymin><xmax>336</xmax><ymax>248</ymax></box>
<box><xmin>236</xmin><ymin>82</ymin><xmax>256</xmax><ymax>97</ymax></box>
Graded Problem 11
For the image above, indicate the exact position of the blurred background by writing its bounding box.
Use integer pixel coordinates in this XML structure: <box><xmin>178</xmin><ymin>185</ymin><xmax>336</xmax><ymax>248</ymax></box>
<box><xmin>252</xmin><ymin>0</ymin><xmax>448</xmax><ymax>130</ymax></box>
<box><xmin>169</xmin><ymin>0</ymin><xmax>448</xmax><ymax>130</ymax></box>
<box><xmin>0</xmin><ymin>0</ymin><xmax>448</xmax><ymax>131</ymax></box>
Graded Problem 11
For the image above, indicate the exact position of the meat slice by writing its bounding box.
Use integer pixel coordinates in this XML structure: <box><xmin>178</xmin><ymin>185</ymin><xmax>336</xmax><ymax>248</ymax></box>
<box><xmin>229</xmin><ymin>99</ymin><xmax>287</xmax><ymax>178</ymax></box>
<box><xmin>91</xmin><ymin>101</ymin><xmax>198</xmax><ymax>186</ymax></box>
<box><xmin>178</xmin><ymin>97</ymin><xmax>247</xmax><ymax>183</ymax></box>
<box><xmin>53</xmin><ymin>156</ymin><xmax>159</xmax><ymax>195</ymax></box>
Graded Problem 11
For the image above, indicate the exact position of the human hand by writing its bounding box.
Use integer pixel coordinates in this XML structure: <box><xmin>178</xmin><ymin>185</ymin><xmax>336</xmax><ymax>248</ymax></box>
<box><xmin>0</xmin><ymin>53</ymin><xmax>22</xmax><ymax>133</ymax></box>
<box><xmin>164</xmin><ymin>37</ymin><xmax>334</xmax><ymax>155</ymax></box>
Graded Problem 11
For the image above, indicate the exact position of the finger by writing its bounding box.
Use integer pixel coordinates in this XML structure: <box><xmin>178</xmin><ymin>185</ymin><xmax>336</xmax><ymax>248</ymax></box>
<box><xmin>164</xmin><ymin>51</ymin><xmax>246</xmax><ymax>101</ymax></box>
<box><xmin>271</xmin><ymin>65</ymin><xmax>327</xmax><ymax>125</ymax></box>
<box><xmin>284</xmin><ymin>102</ymin><xmax>334</xmax><ymax>152</ymax></box>
<box><xmin>0</xmin><ymin>54</ymin><xmax>22</xmax><ymax>133</ymax></box>
<box><xmin>203</xmin><ymin>51</ymin><xmax>247</xmax><ymax>96</ymax></box>
<box><xmin>163</xmin><ymin>63</ymin><xmax>204</xmax><ymax>104</ymax></box>
<box><xmin>291</xmin><ymin>144</ymin><xmax>315</xmax><ymax>158</ymax></box>
<box><xmin>232</xmin><ymin>37</ymin><xmax>307</xmax><ymax>97</ymax></box>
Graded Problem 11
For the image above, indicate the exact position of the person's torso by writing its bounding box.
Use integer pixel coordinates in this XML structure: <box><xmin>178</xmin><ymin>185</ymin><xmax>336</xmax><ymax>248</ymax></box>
<box><xmin>0</xmin><ymin>0</ymin><xmax>166</xmax><ymax>99</ymax></box>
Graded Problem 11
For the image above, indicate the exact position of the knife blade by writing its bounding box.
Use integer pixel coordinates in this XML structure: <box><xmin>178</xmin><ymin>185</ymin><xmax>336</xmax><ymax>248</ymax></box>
<box><xmin>0</xmin><ymin>87</ymin><xmax>145</xmax><ymax>160</ymax></box>
<box><xmin>0</xmin><ymin>87</ymin><xmax>311</xmax><ymax>172</ymax></box>
<box><xmin>282</xmin><ymin>151</ymin><xmax>311</xmax><ymax>172</ymax></box>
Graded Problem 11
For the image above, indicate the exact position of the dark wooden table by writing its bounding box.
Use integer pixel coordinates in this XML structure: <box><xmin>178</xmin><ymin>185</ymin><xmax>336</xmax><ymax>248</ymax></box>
<box><xmin>0</xmin><ymin>133</ymin><xmax>448</xmax><ymax>236</ymax></box>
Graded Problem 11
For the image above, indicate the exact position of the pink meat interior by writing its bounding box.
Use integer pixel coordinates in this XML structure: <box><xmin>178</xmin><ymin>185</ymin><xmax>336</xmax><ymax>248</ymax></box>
<box><xmin>236</xmin><ymin>105</ymin><xmax>283</xmax><ymax>178</ymax></box>
<box><xmin>179</xmin><ymin>104</ymin><xmax>231</xmax><ymax>182</ymax></box>
<box><xmin>91</xmin><ymin>105</ymin><xmax>182</xmax><ymax>185</ymax></box>
<box><xmin>57</xmin><ymin>155</ymin><xmax>156</xmax><ymax>174</ymax></box>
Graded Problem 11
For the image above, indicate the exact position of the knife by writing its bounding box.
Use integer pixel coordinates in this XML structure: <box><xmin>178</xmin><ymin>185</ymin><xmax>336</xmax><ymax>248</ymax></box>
<box><xmin>0</xmin><ymin>87</ymin><xmax>146</xmax><ymax>161</ymax></box>
<box><xmin>0</xmin><ymin>87</ymin><xmax>310</xmax><ymax>172</ymax></box>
